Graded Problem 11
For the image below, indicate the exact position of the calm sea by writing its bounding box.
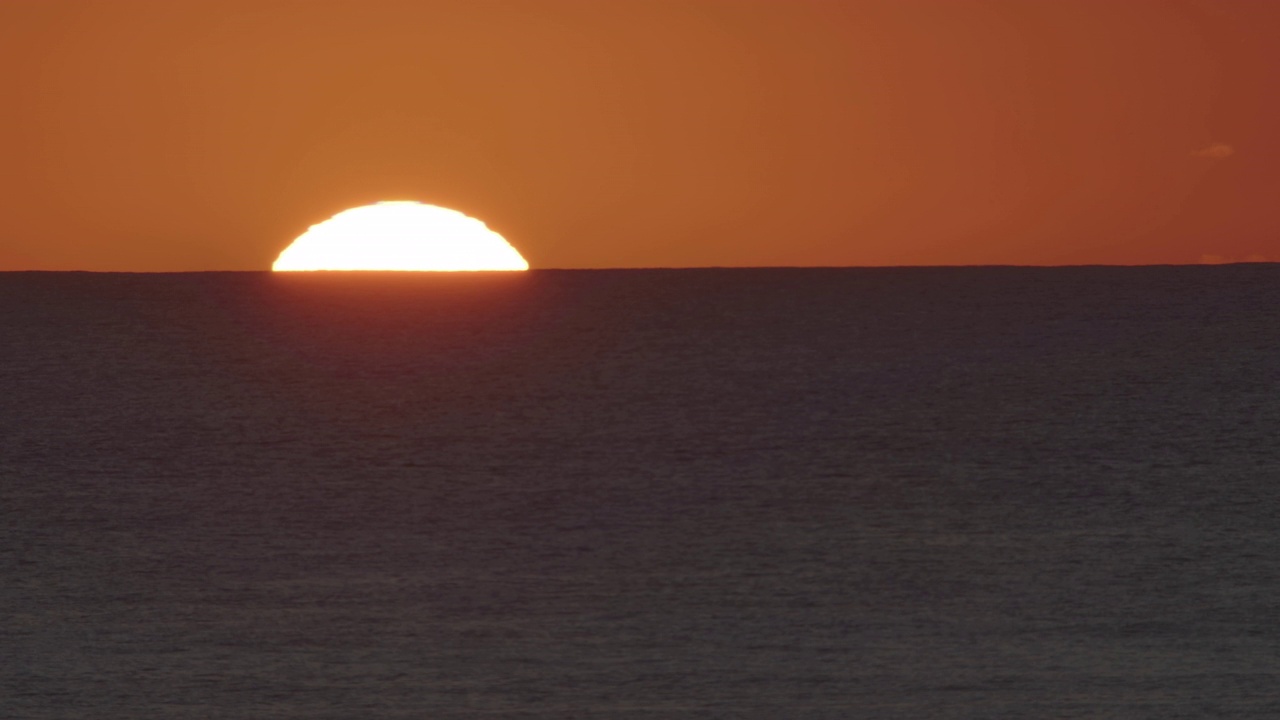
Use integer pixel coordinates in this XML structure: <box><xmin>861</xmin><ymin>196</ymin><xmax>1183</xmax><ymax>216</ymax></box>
<box><xmin>3</xmin><ymin>266</ymin><xmax>1279</xmax><ymax>718</ymax></box>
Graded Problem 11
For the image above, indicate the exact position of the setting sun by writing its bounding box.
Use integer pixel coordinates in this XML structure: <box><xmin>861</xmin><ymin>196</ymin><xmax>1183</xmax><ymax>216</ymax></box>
<box><xmin>272</xmin><ymin>202</ymin><xmax>529</xmax><ymax>272</ymax></box>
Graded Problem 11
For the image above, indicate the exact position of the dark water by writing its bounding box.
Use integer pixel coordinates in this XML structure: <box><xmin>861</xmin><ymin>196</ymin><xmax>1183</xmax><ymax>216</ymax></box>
<box><xmin>3</xmin><ymin>266</ymin><xmax>1280</xmax><ymax>718</ymax></box>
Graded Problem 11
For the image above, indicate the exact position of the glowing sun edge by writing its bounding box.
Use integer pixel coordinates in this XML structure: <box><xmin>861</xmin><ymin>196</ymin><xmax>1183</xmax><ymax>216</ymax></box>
<box><xmin>272</xmin><ymin>202</ymin><xmax>529</xmax><ymax>272</ymax></box>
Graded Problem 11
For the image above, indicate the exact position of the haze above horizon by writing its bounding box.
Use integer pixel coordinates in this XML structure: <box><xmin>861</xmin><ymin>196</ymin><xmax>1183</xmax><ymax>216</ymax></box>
<box><xmin>2</xmin><ymin>0</ymin><xmax>1277</xmax><ymax>271</ymax></box>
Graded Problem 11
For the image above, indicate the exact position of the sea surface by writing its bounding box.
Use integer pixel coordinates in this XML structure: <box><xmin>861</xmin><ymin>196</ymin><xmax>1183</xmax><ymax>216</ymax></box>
<box><xmin>2</xmin><ymin>266</ymin><xmax>1279</xmax><ymax>718</ymax></box>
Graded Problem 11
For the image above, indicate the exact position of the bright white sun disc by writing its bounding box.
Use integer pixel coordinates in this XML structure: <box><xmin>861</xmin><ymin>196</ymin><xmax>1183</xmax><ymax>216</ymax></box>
<box><xmin>272</xmin><ymin>202</ymin><xmax>529</xmax><ymax>272</ymax></box>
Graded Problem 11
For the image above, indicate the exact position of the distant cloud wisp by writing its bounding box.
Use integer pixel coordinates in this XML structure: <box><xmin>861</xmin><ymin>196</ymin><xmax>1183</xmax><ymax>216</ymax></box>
<box><xmin>1193</xmin><ymin>142</ymin><xmax>1235</xmax><ymax>159</ymax></box>
<box><xmin>1199</xmin><ymin>253</ymin><xmax>1268</xmax><ymax>265</ymax></box>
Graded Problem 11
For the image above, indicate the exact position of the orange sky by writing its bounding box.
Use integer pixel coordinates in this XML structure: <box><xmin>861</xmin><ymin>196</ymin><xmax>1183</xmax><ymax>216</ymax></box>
<box><xmin>2</xmin><ymin>0</ymin><xmax>1278</xmax><ymax>270</ymax></box>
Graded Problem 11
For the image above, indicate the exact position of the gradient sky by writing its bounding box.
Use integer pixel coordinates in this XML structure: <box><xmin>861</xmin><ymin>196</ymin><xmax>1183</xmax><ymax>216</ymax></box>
<box><xmin>2</xmin><ymin>0</ymin><xmax>1277</xmax><ymax>271</ymax></box>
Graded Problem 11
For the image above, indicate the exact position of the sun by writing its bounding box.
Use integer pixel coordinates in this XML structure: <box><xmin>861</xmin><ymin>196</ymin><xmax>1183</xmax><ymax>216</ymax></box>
<box><xmin>272</xmin><ymin>202</ymin><xmax>529</xmax><ymax>272</ymax></box>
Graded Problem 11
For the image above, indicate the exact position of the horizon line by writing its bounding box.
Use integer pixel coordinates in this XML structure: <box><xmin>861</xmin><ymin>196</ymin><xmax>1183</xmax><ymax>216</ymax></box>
<box><xmin>0</xmin><ymin>261</ymin><xmax>1276</xmax><ymax>274</ymax></box>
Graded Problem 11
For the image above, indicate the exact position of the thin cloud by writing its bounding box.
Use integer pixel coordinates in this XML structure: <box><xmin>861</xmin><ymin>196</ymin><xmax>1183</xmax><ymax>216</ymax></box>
<box><xmin>1199</xmin><ymin>253</ymin><xmax>1268</xmax><ymax>265</ymax></box>
<box><xmin>1193</xmin><ymin>142</ymin><xmax>1235</xmax><ymax>159</ymax></box>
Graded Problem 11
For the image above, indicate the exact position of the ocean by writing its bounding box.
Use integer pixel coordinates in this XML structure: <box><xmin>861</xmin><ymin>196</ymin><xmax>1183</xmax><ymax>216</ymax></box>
<box><xmin>3</xmin><ymin>266</ymin><xmax>1279</xmax><ymax>718</ymax></box>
